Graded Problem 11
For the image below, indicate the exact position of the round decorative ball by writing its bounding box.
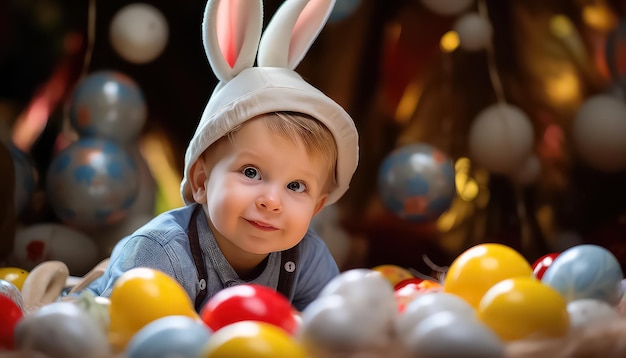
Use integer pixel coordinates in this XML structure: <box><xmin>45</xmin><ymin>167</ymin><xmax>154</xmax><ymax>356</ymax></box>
<box><xmin>109</xmin><ymin>3</ymin><xmax>169</xmax><ymax>64</ymax></box>
<box><xmin>541</xmin><ymin>244</ymin><xmax>624</xmax><ymax>305</ymax></box>
<box><xmin>468</xmin><ymin>103</ymin><xmax>534</xmax><ymax>175</ymax></box>
<box><xmin>67</xmin><ymin>70</ymin><xmax>147</xmax><ymax>144</ymax></box>
<box><xmin>477</xmin><ymin>277</ymin><xmax>569</xmax><ymax>341</ymax></box>
<box><xmin>126</xmin><ymin>315</ymin><xmax>211</xmax><ymax>358</ymax></box>
<box><xmin>201</xmin><ymin>321</ymin><xmax>307</xmax><ymax>358</ymax></box>
<box><xmin>200</xmin><ymin>284</ymin><xmax>298</xmax><ymax>335</ymax></box>
<box><xmin>46</xmin><ymin>138</ymin><xmax>139</xmax><ymax>229</ymax></box>
<box><xmin>378</xmin><ymin>143</ymin><xmax>456</xmax><ymax>222</ymax></box>
<box><xmin>572</xmin><ymin>94</ymin><xmax>626</xmax><ymax>172</ymax></box>
<box><xmin>454</xmin><ymin>12</ymin><xmax>492</xmax><ymax>51</ymax></box>
<box><xmin>443</xmin><ymin>243</ymin><xmax>533</xmax><ymax>308</ymax></box>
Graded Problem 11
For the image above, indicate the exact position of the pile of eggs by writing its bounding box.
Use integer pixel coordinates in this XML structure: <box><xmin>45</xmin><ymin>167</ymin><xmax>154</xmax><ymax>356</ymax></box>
<box><xmin>0</xmin><ymin>242</ymin><xmax>624</xmax><ymax>358</ymax></box>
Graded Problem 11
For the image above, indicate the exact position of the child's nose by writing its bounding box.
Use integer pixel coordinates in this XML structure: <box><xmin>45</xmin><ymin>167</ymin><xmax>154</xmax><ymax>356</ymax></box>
<box><xmin>256</xmin><ymin>187</ymin><xmax>282</xmax><ymax>213</ymax></box>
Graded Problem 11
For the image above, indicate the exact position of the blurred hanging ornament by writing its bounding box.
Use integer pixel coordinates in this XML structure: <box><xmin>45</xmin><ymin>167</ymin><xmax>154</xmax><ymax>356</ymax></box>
<box><xmin>67</xmin><ymin>71</ymin><xmax>147</xmax><ymax>144</ymax></box>
<box><xmin>81</xmin><ymin>145</ymin><xmax>156</xmax><ymax>257</ymax></box>
<box><xmin>453</xmin><ymin>12</ymin><xmax>492</xmax><ymax>51</ymax></box>
<box><xmin>572</xmin><ymin>94</ymin><xmax>626</xmax><ymax>172</ymax></box>
<box><xmin>109</xmin><ymin>3</ymin><xmax>169</xmax><ymax>64</ymax></box>
<box><xmin>420</xmin><ymin>0</ymin><xmax>474</xmax><ymax>16</ymax></box>
<box><xmin>46</xmin><ymin>138</ymin><xmax>139</xmax><ymax>229</ymax></box>
<box><xmin>468</xmin><ymin>103</ymin><xmax>534</xmax><ymax>175</ymax></box>
<box><xmin>378</xmin><ymin>143</ymin><xmax>456</xmax><ymax>223</ymax></box>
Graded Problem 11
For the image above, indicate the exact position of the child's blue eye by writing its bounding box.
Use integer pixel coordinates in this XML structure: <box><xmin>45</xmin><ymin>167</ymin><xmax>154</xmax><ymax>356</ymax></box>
<box><xmin>243</xmin><ymin>167</ymin><xmax>261</xmax><ymax>180</ymax></box>
<box><xmin>287</xmin><ymin>181</ymin><xmax>306</xmax><ymax>193</ymax></box>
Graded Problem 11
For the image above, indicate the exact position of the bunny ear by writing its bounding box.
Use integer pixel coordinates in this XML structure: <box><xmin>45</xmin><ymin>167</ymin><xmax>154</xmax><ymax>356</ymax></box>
<box><xmin>202</xmin><ymin>0</ymin><xmax>263</xmax><ymax>82</ymax></box>
<box><xmin>257</xmin><ymin>0</ymin><xmax>335</xmax><ymax>69</ymax></box>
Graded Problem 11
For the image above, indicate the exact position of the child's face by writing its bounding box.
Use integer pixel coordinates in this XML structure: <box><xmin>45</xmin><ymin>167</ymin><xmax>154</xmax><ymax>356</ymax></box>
<box><xmin>192</xmin><ymin>117</ymin><xmax>329</xmax><ymax>256</ymax></box>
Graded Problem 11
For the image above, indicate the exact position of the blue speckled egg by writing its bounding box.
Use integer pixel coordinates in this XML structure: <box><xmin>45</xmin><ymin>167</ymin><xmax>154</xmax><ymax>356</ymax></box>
<box><xmin>126</xmin><ymin>315</ymin><xmax>211</xmax><ymax>358</ymax></box>
<box><xmin>541</xmin><ymin>244</ymin><xmax>624</xmax><ymax>305</ymax></box>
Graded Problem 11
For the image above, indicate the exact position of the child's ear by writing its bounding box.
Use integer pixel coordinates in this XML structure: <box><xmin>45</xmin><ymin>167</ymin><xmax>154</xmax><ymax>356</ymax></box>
<box><xmin>190</xmin><ymin>159</ymin><xmax>209</xmax><ymax>204</ymax></box>
<box><xmin>313</xmin><ymin>194</ymin><xmax>328</xmax><ymax>217</ymax></box>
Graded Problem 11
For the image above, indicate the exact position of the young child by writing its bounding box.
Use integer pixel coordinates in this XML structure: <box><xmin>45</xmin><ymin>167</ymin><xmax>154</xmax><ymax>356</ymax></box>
<box><xmin>86</xmin><ymin>0</ymin><xmax>359</xmax><ymax>312</ymax></box>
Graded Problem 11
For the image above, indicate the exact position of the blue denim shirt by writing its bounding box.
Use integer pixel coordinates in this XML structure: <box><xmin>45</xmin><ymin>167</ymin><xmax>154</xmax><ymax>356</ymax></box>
<box><xmin>86</xmin><ymin>204</ymin><xmax>339</xmax><ymax>311</ymax></box>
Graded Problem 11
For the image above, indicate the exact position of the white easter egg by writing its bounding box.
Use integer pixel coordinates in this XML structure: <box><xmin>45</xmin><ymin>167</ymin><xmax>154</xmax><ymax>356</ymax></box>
<box><xmin>404</xmin><ymin>311</ymin><xmax>505</xmax><ymax>358</ymax></box>
<box><xmin>395</xmin><ymin>292</ymin><xmax>476</xmax><ymax>339</ymax></box>
<box><xmin>109</xmin><ymin>3</ymin><xmax>169</xmax><ymax>64</ymax></box>
<box><xmin>318</xmin><ymin>269</ymin><xmax>397</xmax><ymax>319</ymax></box>
<box><xmin>300</xmin><ymin>294</ymin><xmax>389</xmax><ymax>350</ymax></box>
<box><xmin>15</xmin><ymin>301</ymin><xmax>110</xmax><ymax>358</ymax></box>
<box><xmin>567</xmin><ymin>298</ymin><xmax>619</xmax><ymax>329</ymax></box>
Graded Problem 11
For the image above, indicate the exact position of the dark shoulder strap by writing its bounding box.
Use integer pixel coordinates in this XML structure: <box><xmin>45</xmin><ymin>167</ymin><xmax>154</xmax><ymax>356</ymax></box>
<box><xmin>188</xmin><ymin>205</ymin><xmax>208</xmax><ymax>311</ymax></box>
<box><xmin>276</xmin><ymin>244</ymin><xmax>299</xmax><ymax>299</ymax></box>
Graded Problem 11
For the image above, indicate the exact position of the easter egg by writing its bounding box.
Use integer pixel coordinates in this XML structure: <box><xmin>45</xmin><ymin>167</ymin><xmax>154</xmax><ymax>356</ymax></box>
<box><xmin>394</xmin><ymin>279</ymin><xmax>442</xmax><ymax>313</ymax></box>
<box><xmin>199</xmin><ymin>284</ymin><xmax>298</xmax><ymax>335</ymax></box>
<box><xmin>567</xmin><ymin>298</ymin><xmax>619</xmax><ymax>329</ymax></box>
<box><xmin>300</xmin><ymin>294</ymin><xmax>385</xmax><ymax>350</ymax></box>
<box><xmin>395</xmin><ymin>292</ymin><xmax>476</xmax><ymax>339</ymax></box>
<box><xmin>0</xmin><ymin>294</ymin><xmax>24</xmax><ymax>350</ymax></box>
<box><xmin>0</xmin><ymin>267</ymin><xmax>29</xmax><ymax>291</ymax></box>
<box><xmin>443</xmin><ymin>243</ymin><xmax>533</xmax><ymax>307</ymax></box>
<box><xmin>201</xmin><ymin>321</ymin><xmax>307</xmax><ymax>358</ymax></box>
<box><xmin>477</xmin><ymin>277</ymin><xmax>569</xmax><ymax>341</ymax></box>
<box><xmin>541</xmin><ymin>244</ymin><xmax>624</xmax><ymax>305</ymax></box>
<box><xmin>372</xmin><ymin>264</ymin><xmax>415</xmax><ymax>286</ymax></box>
<box><xmin>402</xmin><ymin>311</ymin><xmax>504</xmax><ymax>358</ymax></box>
<box><xmin>126</xmin><ymin>315</ymin><xmax>212</xmax><ymax>358</ymax></box>
<box><xmin>108</xmin><ymin>267</ymin><xmax>199</xmax><ymax>351</ymax></box>
<box><xmin>15</xmin><ymin>301</ymin><xmax>110</xmax><ymax>357</ymax></box>
<box><xmin>0</xmin><ymin>280</ymin><xmax>25</xmax><ymax>312</ymax></box>
<box><xmin>300</xmin><ymin>269</ymin><xmax>397</xmax><ymax>350</ymax></box>
<box><xmin>531</xmin><ymin>252</ymin><xmax>559</xmax><ymax>280</ymax></box>
<box><xmin>318</xmin><ymin>268</ymin><xmax>397</xmax><ymax>324</ymax></box>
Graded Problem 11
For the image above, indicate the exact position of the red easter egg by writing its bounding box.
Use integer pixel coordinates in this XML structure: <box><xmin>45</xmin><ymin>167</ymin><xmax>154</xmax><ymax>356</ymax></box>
<box><xmin>0</xmin><ymin>294</ymin><xmax>24</xmax><ymax>350</ymax></box>
<box><xmin>394</xmin><ymin>277</ymin><xmax>423</xmax><ymax>291</ymax></box>
<box><xmin>531</xmin><ymin>253</ymin><xmax>560</xmax><ymax>279</ymax></box>
<box><xmin>200</xmin><ymin>284</ymin><xmax>298</xmax><ymax>335</ymax></box>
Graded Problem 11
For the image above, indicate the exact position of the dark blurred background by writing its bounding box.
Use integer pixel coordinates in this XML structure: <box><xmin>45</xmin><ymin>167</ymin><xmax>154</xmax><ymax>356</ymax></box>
<box><xmin>2</xmin><ymin>0</ymin><xmax>626</xmax><ymax>275</ymax></box>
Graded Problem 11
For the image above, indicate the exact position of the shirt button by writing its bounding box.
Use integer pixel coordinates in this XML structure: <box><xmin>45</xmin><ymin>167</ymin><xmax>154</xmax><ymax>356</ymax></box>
<box><xmin>284</xmin><ymin>261</ymin><xmax>296</xmax><ymax>273</ymax></box>
<box><xmin>198</xmin><ymin>279</ymin><xmax>206</xmax><ymax>290</ymax></box>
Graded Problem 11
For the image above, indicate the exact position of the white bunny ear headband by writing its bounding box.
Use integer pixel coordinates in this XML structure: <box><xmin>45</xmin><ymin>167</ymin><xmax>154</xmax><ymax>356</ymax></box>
<box><xmin>181</xmin><ymin>0</ymin><xmax>359</xmax><ymax>206</ymax></box>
